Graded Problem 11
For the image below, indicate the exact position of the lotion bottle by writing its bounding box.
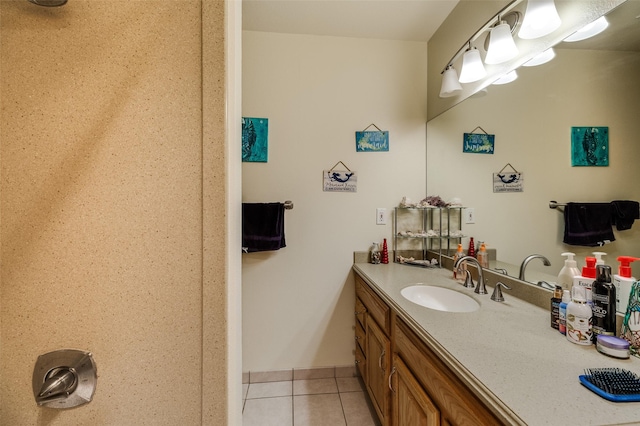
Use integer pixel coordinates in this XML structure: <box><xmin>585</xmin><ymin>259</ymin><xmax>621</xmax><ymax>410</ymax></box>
<box><xmin>551</xmin><ymin>285</ymin><xmax>563</xmax><ymax>330</ymax></box>
<box><xmin>452</xmin><ymin>243</ymin><xmax>466</xmax><ymax>283</ymax></box>
<box><xmin>558</xmin><ymin>252</ymin><xmax>581</xmax><ymax>290</ymax></box>
<box><xmin>566</xmin><ymin>285</ymin><xmax>593</xmax><ymax>345</ymax></box>
<box><xmin>573</xmin><ymin>257</ymin><xmax>597</xmax><ymax>305</ymax></box>
<box><xmin>614</xmin><ymin>256</ymin><xmax>640</xmax><ymax>314</ymax></box>
<box><xmin>477</xmin><ymin>243</ymin><xmax>489</xmax><ymax>268</ymax></box>
<box><xmin>592</xmin><ymin>264</ymin><xmax>616</xmax><ymax>343</ymax></box>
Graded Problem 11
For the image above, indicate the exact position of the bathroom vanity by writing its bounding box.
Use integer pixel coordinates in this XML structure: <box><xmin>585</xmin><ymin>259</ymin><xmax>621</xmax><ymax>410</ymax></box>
<box><xmin>353</xmin><ymin>261</ymin><xmax>640</xmax><ymax>426</ymax></box>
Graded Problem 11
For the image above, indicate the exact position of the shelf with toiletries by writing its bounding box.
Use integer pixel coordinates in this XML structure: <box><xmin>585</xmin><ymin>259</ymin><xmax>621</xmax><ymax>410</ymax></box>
<box><xmin>394</xmin><ymin>206</ymin><xmax>464</xmax><ymax>267</ymax></box>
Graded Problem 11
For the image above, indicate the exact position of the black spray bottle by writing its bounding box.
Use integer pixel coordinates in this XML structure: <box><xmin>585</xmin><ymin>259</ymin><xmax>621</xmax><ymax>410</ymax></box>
<box><xmin>592</xmin><ymin>264</ymin><xmax>616</xmax><ymax>343</ymax></box>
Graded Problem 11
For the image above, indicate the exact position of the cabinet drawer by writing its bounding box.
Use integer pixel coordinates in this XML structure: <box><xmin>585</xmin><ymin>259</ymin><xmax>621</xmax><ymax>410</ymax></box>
<box><xmin>394</xmin><ymin>318</ymin><xmax>500</xmax><ymax>425</ymax></box>
<box><xmin>355</xmin><ymin>343</ymin><xmax>366</xmax><ymax>381</ymax></box>
<box><xmin>355</xmin><ymin>274</ymin><xmax>390</xmax><ymax>334</ymax></box>
<box><xmin>355</xmin><ymin>320</ymin><xmax>366</xmax><ymax>354</ymax></box>
<box><xmin>355</xmin><ymin>297</ymin><xmax>366</xmax><ymax>328</ymax></box>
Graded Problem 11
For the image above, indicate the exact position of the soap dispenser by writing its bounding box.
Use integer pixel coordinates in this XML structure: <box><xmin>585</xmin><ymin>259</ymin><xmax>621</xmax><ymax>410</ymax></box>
<box><xmin>558</xmin><ymin>252</ymin><xmax>581</xmax><ymax>290</ymax></box>
<box><xmin>453</xmin><ymin>243</ymin><xmax>466</xmax><ymax>283</ymax></box>
<box><xmin>573</xmin><ymin>257</ymin><xmax>597</xmax><ymax>304</ymax></box>
<box><xmin>614</xmin><ymin>256</ymin><xmax>640</xmax><ymax>314</ymax></box>
<box><xmin>593</xmin><ymin>251</ymin><xmax>607</xmax><ymax>266</ymax></box>
<box><xmin>477</xmin><ymin>243</ymin><xmax>489</xmax><ymax>268</ymax></box>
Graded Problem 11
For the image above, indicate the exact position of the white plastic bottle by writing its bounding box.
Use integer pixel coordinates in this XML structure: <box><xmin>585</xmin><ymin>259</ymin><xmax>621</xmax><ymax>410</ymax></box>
<box><xmin>573</xmin><ymin>257</ymin><xmax>597</xmax><ymax>304</ymax></box>
<box><xmin>593</xmin><ymin>251</ymin><xmax>607</xmax><ymax>266</ymax></box>
<box><xmin>566</xmin><ymin>286</ymin><xmax>593</xmax><ymax>345</ymax></box>
<box><xmin>558</xmin><ymin>252</ymin><xmax>581</xmax><ymax>290</ymax></box>
<box><xmin>614</xmin><ymin>256</ymin><xmax>640</xmax><ymax>314</ymax></box>
<box><xmin>452</xmin><ymin>243</ymin><xmax>466</xmax><ymax>283</ymax></box>
<box><xmin>477</xmin><ymin>243</ymin><xmax>489</xmax><ymax>269</ymax></box>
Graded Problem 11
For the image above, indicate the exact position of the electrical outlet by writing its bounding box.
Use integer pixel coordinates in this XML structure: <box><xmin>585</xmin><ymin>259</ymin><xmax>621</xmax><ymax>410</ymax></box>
<box><xmin>376</xmin><ymin>208</ymin><xmax>387</xmax><ymax>225</ymax></box>
<box><xmin>465</xmin><ymin>208</ymin><xmax>475</xmax><ymax>224</ymax></box>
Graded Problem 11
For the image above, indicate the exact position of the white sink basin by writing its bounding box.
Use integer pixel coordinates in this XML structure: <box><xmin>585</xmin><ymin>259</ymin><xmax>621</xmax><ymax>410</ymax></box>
<box><xmin>401</xmin><ymin>285</ymin><xmax>479</xmax><ymax>313</ymax></box>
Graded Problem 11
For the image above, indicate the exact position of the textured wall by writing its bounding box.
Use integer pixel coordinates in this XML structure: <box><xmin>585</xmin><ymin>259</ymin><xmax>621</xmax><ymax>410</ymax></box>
<box><xmin>0</xmin><ymin>0</ymin><xmax>229</xmax><ymax>424</ymax></box>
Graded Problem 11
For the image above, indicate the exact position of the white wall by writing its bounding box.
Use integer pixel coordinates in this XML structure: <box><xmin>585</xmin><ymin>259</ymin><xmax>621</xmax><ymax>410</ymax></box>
<box><xmin>427</xmin><ymin>48</ymin><xmax>640</xmax><ymax>278</ymax></box>
<box><xmin>242</xmin><ymin>32</ymin><xmax>427</xmax><ymax>371</ymax></box>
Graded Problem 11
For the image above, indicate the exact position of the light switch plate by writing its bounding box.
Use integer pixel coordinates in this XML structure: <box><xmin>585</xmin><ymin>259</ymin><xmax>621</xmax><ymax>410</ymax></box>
<box><xmin>376</xmin><ymin>208</ymin><xmax>387</xmax><ymax>225</ymax></box>
<box><xmin>465</xmin><ymin>208</ymin><xmax>475</xmax><ymax>224</ymax></box>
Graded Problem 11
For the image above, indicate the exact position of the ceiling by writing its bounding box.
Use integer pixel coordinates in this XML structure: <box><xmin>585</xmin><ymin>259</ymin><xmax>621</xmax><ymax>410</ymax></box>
<box><xmin>242</xmin><ymin>0</ymin><xmax>640</xmax><ymax>51</ymax></box>
<box><xmin>242</xmin><ymin>0</ymin><xmax>459</xmax><ymax>42</ymax></box>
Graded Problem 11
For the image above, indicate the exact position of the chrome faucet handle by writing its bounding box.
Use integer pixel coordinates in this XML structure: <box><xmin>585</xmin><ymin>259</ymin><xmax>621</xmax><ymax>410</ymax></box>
<box><xmin>491</xmin><ymin>282</ymin><xmax>511</xmax><ymax>302</ymax></box>
<box><xmin>463</xmin><ymin>270</ymin><xmax>475</xmax><ymax>288</ymax></box>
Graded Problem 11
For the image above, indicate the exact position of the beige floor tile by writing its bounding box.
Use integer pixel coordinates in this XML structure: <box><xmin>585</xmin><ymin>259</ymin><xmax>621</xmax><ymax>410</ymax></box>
<box><xmin>293</xmin><ymin>378</ymin><xmax>338</xmax><ymax>395</ymax></box>
<box><xmin>294</xmin><ymin>393</ymin><xmax>346</xmax><ymax>426</ymax></box>
<box><xmin>336</xmin><ymin>377</ymin><xmax>365</xmax><ymax>393</ymax></box>
<box><xmin>335</xmin><ymin>365</ymin><xmax>358</xmax><ymax>378</ymax></box>
<box><xmin>340</xmin><ymin>392</ymin><xmax>378</xmax><ymax>426</ymax></box>
<box><xmin>246</xmin><ymin>381</ymin><xmax>292</xmax><ymax>399</ymax></box>
<box><xmin>243</xmin><ymin>396</ymin><xmax>293</xmax><ymax>426</ymax></box>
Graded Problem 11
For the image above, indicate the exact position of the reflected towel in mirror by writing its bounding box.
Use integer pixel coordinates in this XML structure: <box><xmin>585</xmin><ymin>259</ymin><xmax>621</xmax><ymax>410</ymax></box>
<box><xmin>563</xmin><ymin>202</ymin><xmax>615</xmax><ymax>247</ymax></box>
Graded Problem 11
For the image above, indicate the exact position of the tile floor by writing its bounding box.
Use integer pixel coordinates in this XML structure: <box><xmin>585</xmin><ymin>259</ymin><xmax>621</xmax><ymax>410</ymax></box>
<box><xmin>242</xmin><ymin>376</ymin><xmax>380</xmax><ymax>426</ymax></box>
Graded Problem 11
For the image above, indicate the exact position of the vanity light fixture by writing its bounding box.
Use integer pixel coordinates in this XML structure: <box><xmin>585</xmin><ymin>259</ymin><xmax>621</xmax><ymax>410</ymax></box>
<box><xmin>518</xmin><ymin>0</ymin><xmax>562</xmax><ymax>39</ymax></box>
<box><xmin>492</xmin><ymin>70</ymin><xmax>518</xmax><ymax>85</ymax></box>
<box><xmin>563</xmin><ymin>16</ymin><xmax>609</xmax><ymax>42</ymax></box>
<box><xmin>458</xmin><ymin>46</ymin><xmax>487</xmax><ymax>83</ymax></box>
<box><xmin>439</xmin><ymin>65</ymin><xmax>463</xmax><ymax>98</ymax></box>
<box><xmin>522</xmin><ymin>47</ymin><xmax>556</xmax><ymax>66</ymax></box>
<box><xmin>485</xmin><ymin>20</ymin><xmax>519</xmax><ymax>64</ymax></box>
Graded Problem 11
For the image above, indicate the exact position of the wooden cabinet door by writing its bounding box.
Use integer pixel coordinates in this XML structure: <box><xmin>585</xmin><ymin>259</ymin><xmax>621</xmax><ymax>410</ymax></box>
<box><xmin>366</xmin><ymin>317</ymin><xmax>390</xmax><ymax>425</ymax></box>
<box><xmin>392</xmin><ymin>355</ymin><xmax>440</xmax><ymax>426</ymax></box>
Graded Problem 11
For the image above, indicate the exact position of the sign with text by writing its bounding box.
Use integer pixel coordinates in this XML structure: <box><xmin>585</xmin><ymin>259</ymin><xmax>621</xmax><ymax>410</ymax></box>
<box><xmin>323</xmin><ymin>170</ymin><xmax>357</xmax><ymax>192</ymax></box>
<box><xmin>463</xmin><ymin>132</ymin><xmax>495</xmax><ymax>154</ymax></box>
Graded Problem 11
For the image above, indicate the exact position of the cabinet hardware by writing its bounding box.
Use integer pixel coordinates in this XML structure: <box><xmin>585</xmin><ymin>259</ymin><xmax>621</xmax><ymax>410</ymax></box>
<box><xmin>388</xmin><ymin>366</ymin><xmax>397</xmax><ymax>393</ymax></box>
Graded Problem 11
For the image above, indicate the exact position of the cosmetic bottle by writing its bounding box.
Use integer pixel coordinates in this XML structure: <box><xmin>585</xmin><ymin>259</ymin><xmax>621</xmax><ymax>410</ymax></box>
<box><xmin>452</xmin><ymin>243</ymin><xmax>466</xmax><ymax>283</ymax></box>
<box><xmin>573</xmin><ymin>257</ymin><xmax>597</xmax><ymax>304</ymax></box>
<box><xmin>593</xmin><ymin>251</ymin><xmax>607</xmax><ymax>267</ymax></box>
<box><xmin>566</xmin><ymin>285</ymin><xmax>593</xmax><ymax>346</ymax></box>
<box><xmin>592</xmin><ymin>264</ymin><xmax>616</xmax><ymax>343</ymax></box>
<box><xmin>613</xmin><ymin>256</ymin><xmax>640</xmax><ymax>314</ymax></box>
<box><xmin>551</xmin><ymin>285</ymin><xmax>563</xmax><ymax>330</ymax></box>
<box><xmin>558</xmin><ymin>252</ymin><xmax>580</xmax><ymax>290</ymax></box>
<box><xmin>558</xmin><ymin>290</ymin><xmax>570</xmax><ymax>335</ymax></box>
<box><xmin>477</xmin><ymin>243</ymin><xmax>489</xmax><ymax>269</ymax></box>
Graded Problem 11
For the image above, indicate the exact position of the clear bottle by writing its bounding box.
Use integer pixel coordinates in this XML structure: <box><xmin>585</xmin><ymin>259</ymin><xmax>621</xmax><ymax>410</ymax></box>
<box><xmin>453</xmin><ymin>243</ymin><xmax>466</xmax><ymax>283</ymax></box>
<box><xmin>558</xmin><ymin>290</ymin><xmax>571</xmax><ymax>335</ymax></box>
<box><xmin>592</xmin><ymin>264</ymin><xmax>616</xmax><ymax>343</ymax></box>
<box><xmin>477</xmin><ymin>243</ymin><xmax>489</xmax><ymax>269</ymax></box>
<box><xmin>558</xmin><ymin>252</ymin><xmax>581</xmax><ymax>290</ymax></box>
<box><xmin>370</xmin><ymin>242</ymin><xmax>381</xmax><ymax>264</ymax></box>
<box><xmin>566</xmin><ymin>285</ymin><xmax>593</xmax><ymax>345</ymax></box>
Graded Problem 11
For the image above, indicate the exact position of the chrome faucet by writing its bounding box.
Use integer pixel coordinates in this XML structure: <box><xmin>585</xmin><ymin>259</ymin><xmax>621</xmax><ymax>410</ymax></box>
<box><xmin>518</xmin><ymin>254</ymin><xmax>551</xmax><ymax>281</ymax></box>
<box><xmin>454</xmin><ymin>256</ymin><xmax>488</xmax><ymax>294</ymax></box>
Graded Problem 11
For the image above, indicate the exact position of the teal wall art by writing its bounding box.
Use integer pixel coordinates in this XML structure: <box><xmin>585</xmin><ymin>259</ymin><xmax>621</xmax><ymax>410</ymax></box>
<box><xmin>571</xmin><ymin>126</ymin><xmax>608</xmax><ymax>167</ymax></box>
<box><xmin>242</xmin><ymin>117</ymin><xmax>268</xmax><ymax>162</ymax></box>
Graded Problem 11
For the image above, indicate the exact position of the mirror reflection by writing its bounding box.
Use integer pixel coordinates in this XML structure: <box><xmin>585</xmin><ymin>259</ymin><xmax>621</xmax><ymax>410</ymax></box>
<box><xmin>427</xmin><ymin>0</ymin><xmax>640</xmax><ymax>285</ymax></box>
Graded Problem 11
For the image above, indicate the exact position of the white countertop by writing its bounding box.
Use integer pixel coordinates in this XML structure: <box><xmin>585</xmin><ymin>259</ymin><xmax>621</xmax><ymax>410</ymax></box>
<box><xmin>353</xmin><ymin>262</ymin><xmax>640</xmax><ymax>426</ymax></box>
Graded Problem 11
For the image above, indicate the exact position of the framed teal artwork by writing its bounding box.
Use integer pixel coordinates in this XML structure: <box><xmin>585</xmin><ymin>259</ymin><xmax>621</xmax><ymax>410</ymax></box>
<box><xmin>242</xmin><ymin>117</ymin><xmax>268</xmax><ymax>162</ymax></box>
<box><xmin>571</xmin><ymin>126</ymin><xmax>608</xmax><ymax>166</ymax></box>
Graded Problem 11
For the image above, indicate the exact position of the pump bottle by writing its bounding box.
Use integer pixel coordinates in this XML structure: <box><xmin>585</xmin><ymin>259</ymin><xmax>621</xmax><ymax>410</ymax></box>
<box><xmin>592</xmin><ymin>264</ymin><xmax>616</xmax><ymax>342</ymax></box>
<box><xmin>614</xmin><ymin>256</ymin><xmax>640</xmax><ymax>314</ymax></box>
<box><xmin>573</xmin><ymin>257</ymin><xmax>597</xmax><ymax>304</ymax></box>
<box><xmin>593</xmin><ymin>251</ymin><xmax>607</xmax><ymax>267</ymax></box>
<box><xmin>453</xmin><ymin>244</ymin><xmax>466</xmax><ymax>283</ymax></box>
<box><xmin>558</xmin><ymin>252</ymin><xmax>580</xmax><ymax>290</ymax></box>
<box><xmin>477</xmin><ymin>243</ymin><xmax>489</xmax><ymax>269</ymax></box>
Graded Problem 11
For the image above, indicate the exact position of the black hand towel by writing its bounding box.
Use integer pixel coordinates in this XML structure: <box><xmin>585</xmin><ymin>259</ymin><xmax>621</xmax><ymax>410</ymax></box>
<box><xmin>563</xmin><ymin>202</ymin><xmax>615</xmax><ymax>246</ymax></box>
<box><xmin>611</xmin><ymin>200</ymin><xmax>640</xmax><ymax>231</ymax></box>
<box><xmin>242</xmin><ymin>202</ymin><xmax>286</xmax><ymax>253</ymax></box>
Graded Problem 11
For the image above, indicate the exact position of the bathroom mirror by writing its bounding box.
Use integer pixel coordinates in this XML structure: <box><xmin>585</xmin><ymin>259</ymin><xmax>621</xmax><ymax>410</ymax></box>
<box><xmin>426</xmin><ymin>0</ymin><xmax>640</xmax><ymax>285</ymax></box>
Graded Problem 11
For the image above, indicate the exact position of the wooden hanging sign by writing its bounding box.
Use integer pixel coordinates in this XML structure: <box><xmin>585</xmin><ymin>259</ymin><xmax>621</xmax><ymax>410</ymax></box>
<box><xmin>463</xmin><ymin>126</ymin><xmax>494</xmax><ymax>154</ymax></box>
<box><xmin>493</xmin><ymin>163</ymin><xmax>523</xmax><ymax>193</ymax></box>
<box><xmin>323</xmin><ymin>161</ymin><xmax>357</xmax><ymax>192</ymax></box>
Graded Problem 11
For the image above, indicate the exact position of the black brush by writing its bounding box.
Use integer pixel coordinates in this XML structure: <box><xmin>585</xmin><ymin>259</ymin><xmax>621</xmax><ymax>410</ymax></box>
<box><xmin>579</xmin><ymin>368</ymin><xmax>640</xmax><ymax>402</ymax></box>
